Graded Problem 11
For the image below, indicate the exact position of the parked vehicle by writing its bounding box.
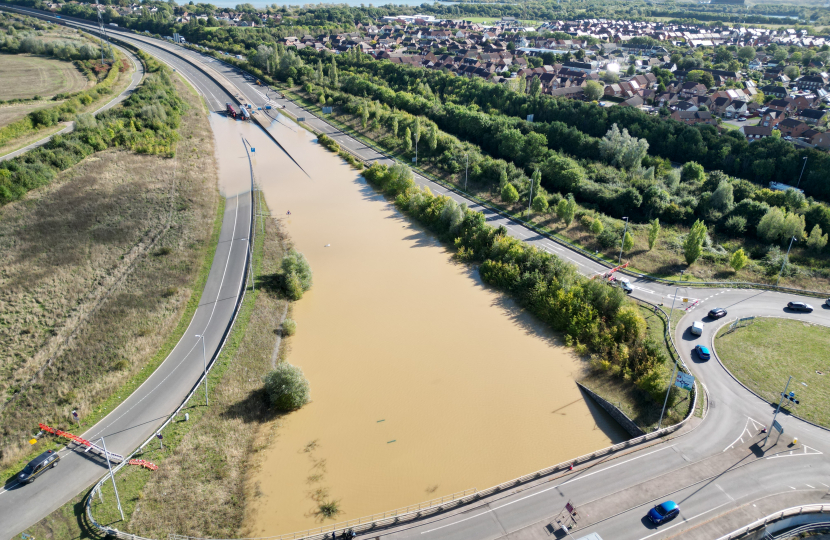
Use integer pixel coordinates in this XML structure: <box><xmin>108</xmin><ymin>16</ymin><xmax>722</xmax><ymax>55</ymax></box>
<box><xmin>787</xmin><ymin>302</ymin><xmax>814</xmax><ymax>312</ymax></box>
<box><xmin>694</xmin><ymin>345</ymin><xmax>710</xmax><ymax>360</ymax></box>
<box><xmin>18</xmin><ymin>450</ymin><xmax>60</xmax><ymax>484</ymax></box>
<box><xmin>708</xmin><ymin>308</ymin><xmax>727</xmax><ymax>319</ymax></box>
<box><xmin>648</xmin><ymin>501</ymin><xmax>680</xmax><ymax>525</ymax></box>
<box><xmin>226</xmin><ymin>103</ymin><xmax>239</xmax><ymax>118</ymax></box>
<box><xmin>240</xmin><ymin>107</ymin><xmax>250</xmax><ymax>120</ymax></box>
<box><xmin>690</xmin><ymin>321</ymin><xmax>704</xmax><ymax>336</ymax></box>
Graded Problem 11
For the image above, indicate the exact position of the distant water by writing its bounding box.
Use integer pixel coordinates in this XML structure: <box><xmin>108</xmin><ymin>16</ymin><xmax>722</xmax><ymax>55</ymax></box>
<box><xmin>211</xmin><ymin>0</ymin><xmax>455</xmax><ymax>8</ymax></box>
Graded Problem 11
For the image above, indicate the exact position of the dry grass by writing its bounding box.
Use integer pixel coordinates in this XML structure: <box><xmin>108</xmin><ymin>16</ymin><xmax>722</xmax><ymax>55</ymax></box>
<box><xmin>0</xmin><ymin>54</ymin><xmax>91</xmax><ymax>101</ymax></box>
<box><xmin>0</xmin><ymin>72</ymin><xmax>219</xmax><ymax>469</ymax></box>
<box><xmin>0</xmin><ymin>101</ymin><xmax>55</xmax><ymax>128</ymax></box>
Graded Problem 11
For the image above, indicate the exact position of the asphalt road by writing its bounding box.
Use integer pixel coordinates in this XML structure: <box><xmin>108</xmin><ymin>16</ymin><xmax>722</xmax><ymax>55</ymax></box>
<box><xmin>0</xmin><ymin>41</ymin><xmax>145</xmax><ymax>163</ymax></box>
<box><xmin>2</xmin><ymin>8</ymin><xmax>829</xmax><ymax>540</ymax></box>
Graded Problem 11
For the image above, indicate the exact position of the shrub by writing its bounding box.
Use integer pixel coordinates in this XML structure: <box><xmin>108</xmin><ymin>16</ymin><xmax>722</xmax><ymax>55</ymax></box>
<box><xmin>263</xmin><ymin>362</ymin><xmax>310</xmax><ymax>411</ymax></box>
<box><xmin>281</xmin><ymin>249</ymin><xmax>313</xmax><ymax>300</ymax></box>
<box><xmin>724</xmin><ymin>215</ymin><xmax>747</xmax><ymax>236</ymax></box>
<box><xmin>597</xmin><ymin>227</ymin><xmax>619</xmax><ymax>248</ymax></box>
<box><xmin>282</xmin><ymin>318</ymin><xmax>297</xmax><ymax>336</ymax></box>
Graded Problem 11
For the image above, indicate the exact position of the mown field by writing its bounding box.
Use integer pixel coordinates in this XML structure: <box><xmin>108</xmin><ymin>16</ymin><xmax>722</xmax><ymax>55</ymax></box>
<box><xmin>0</xmin><ymin>54</ymin><xmax>90</xmax><ymax>101</ymax></box>
<box><xmin>715</xmin><ymin>317</ymin><xmax>830</xmax><ymax>429</ymax></box>
<box><xmin>0</xmin><ymin>70</ymin><xmax>220</xmax><ymax>473</ymax></box>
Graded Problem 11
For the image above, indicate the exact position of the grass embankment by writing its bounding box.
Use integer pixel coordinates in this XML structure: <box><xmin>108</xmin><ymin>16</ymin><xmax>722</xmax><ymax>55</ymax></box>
<box><xmin>715</xmin><ymin>317</ymin><xmax>830</xmax><ymax>428</ymax></box>
<box><xmin>580</xmin><ymin>305</ymin><xmax>695</xmax><ymax>431</ymax></box>
<box><xmin>24</xmin><ymin>193</ymin><xmax>290</xmax><ymax>539</ymax></box>
<box><xmin>284</xmin><ymin>87</ymin><xmax>829</xmax><ymax>292</ymax></box>
<box><xmin>0</xmin><ymin>69</ymin><xmax>218</xmax><ymax>479</ymax></box>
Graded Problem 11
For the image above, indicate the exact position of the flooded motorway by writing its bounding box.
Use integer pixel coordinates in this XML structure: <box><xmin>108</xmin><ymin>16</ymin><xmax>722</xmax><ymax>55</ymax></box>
<box><xmin>208</xmin><ymin>113</ymin><xmax>629</xmax><ymax>536</ymax></box>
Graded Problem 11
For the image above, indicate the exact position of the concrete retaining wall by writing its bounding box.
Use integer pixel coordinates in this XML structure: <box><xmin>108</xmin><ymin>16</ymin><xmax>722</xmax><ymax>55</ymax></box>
<box><xmin>577</xmin><ymin>382</ymin><xmax>645</xmax><ymax>438</ymax></box>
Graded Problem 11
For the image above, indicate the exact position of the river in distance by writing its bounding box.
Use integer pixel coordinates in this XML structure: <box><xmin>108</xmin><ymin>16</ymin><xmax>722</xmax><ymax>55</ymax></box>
<box><xmin>208</xmin><ymin>113</ymin><xmax>629</xmax><ymax>536</ymax></box>
<box><xmin>211</xmin><ymin>0</ymin><xmax>457</xmax><ymax>8</ymax></box>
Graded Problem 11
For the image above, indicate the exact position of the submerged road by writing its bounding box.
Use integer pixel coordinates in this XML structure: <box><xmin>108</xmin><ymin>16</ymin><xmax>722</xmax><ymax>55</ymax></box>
<box><xmin>2</xmin><ymin>7</ymin><xmax>829</xmax><ymax>539</ymax></box>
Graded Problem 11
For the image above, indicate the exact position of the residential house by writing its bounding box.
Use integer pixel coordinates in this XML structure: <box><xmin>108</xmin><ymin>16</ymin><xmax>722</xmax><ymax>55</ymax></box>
<box><xmin>803</xmin><ymin>129</ymin><xmax>830</xmax><ymax>149</ymax></box>
<box><xmin>740</xmin><ymin>125</ymin><xmax>773</xmax><ymax>140</ymax></box>
<box><xmin>797</xmin><ymin>108</ymin><xmax>828</xmax><ymax>125</ymax></box>
<box><xmin>767</xmin><ymin>99</ymin><xmax>795</xmax><ymax>115</ymax></box>
<box><xmin>760</xmin><ymin>109</ymin><xmax>785</xmax><ymax>128</ymax></box>
<box><xmin>777</xmin><ymin>118</ymin><xmax>810</xmax><ymax>138</ymax></box>
<box><xmin>670</xmin><ymin>110</ymin><xmax>716</xmax><ymax>125</ymax></box>
<box><xmin>795</xmin><ymin>75</ymin><xmax>827</xmax><ymax>92</ymax></box>
<box><xmin>760</xmin><ymin>85</ymin><xmax>787</xmax><ymax>99</ymax></box>
<box><xmin>679</xmin><ymin>81</ymin><xmax>707</xmax><ymax>98</ymax></box>
<box><xmin>725</xmin><ymin>101</ymin><xmax>748</xmax><ymax>118</ymax></box>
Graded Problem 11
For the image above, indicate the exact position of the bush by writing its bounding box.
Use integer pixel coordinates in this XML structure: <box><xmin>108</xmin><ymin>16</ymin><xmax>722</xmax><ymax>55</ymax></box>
<box><xmin>281</xmin><ymin>249</ymin><xmax>313</xmax><ymax>300</ymax></box>
<box><xmin>597</xmin><ymin>227</ymin><xmax>619</xmax><ymax>248</ymax></box>
<box><xmin>282</xmin><ymin>318</ymin><xmax>297</xmax><ymax>336</ymax></box>
<box><xmin>724</xmin><ymin>215</ymin><xmax>747</xmax><ymax>236</ymax></box>
<box><xmin>263</xmin><ymin>362</ymin><xmax>310</xmax><ymax>411</ymax></box>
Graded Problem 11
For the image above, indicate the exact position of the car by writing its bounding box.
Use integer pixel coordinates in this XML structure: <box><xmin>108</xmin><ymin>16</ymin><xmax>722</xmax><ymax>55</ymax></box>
<box><xmin>690</xmin><ymin>321</ymin><xmax>704</xmax><ymax>336</ymax></box>
<box><xmin>787</xmin><ymin>301</ymin><xmax>814</xmax><ymax>312</ymax></box>
<box><xmin>619</xmin><ymin>279</ymin><xmax>633</xmax><ymax>294</ymax></box>
<box><xmin>17</xmin><ymin>450</ymin><xmax>60</xmax><ymax>484</ymax></box>
<box><xmin>737</xmin><ymin>117</ymin><xmax>747</xmax><ymax>122</ymax></box>
<box><xmin>648</xmin><ymin>501</ymin><xmax>680</xmax><ymax>525</ymax></box>
<box><xmin>694</xmin><ymin>344</ymin><xmax>711</xmax><ymax>360</ymax></box>
<box><xmin>825</xmin><ymin>298</ymin><xmax>830</xmax><ymax>308</ymax></box>
<box><xmin>708</xmin><ymin>308</ymin><xmax>727</xmax><ymax>319</ymax></box>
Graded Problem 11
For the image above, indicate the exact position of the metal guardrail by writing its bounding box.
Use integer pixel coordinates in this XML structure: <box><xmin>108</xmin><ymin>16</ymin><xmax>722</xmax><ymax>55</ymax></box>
<box><xmin>770</xmin><ymin>520</ymin><xmax>830</xmax><ymax>539</ymax></box>
<box><xmin>715</xmin><ymin>505</ymin><xmax>830</xmax><ymax>540</ymax></box>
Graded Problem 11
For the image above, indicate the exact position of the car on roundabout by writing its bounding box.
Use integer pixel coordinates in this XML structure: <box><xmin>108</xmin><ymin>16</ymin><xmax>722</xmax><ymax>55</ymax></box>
<box><xmin>787</xmin><ymin>301</ymin><xmax>814</xmax><ymax>312</ymax></box>
<box><xmin>694</xmin><ymin>344</ymin><xmax>711</xmax><ymax>360</ymax></box>
<box><xmin>708</xmin><ymin>307</ymin><xmax>727</xmax><ymax>319</ymax></box>
<box><xmin>648</xmin><ymin>500</ymin><xmax>680</xmax><ymax>525</ymax></box>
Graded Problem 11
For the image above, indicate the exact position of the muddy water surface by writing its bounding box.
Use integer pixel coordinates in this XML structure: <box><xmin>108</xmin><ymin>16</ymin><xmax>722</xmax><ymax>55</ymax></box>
<box><xmin>209</xmin><ymin>114</ymin><xmax>629</xmax><ymax>536</ymax></box>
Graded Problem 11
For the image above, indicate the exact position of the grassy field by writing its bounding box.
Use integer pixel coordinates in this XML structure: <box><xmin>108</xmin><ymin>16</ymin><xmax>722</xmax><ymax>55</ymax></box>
<box><xmin>23</xmin><ymin>195</ymin><xmax>291</xmax><ymax>539</ymax></box>
<box><xmin>0</xmin><ymin>54</ymin><xmax>91</xmax><ymax>101</ymax></box>
<box><xmin>715</xmin><ymin>317</ymin><xmax>830</xmax><ymax>428</ymax></box>
<box><xmin>0</xmin><ymin>71</ymin><xmax>219</xmax><ymax>474</ymax></box>
<box><xmin>0</xmin><ymin>101</ymin><xmax>54</xmax><ymax>128</ymax></box>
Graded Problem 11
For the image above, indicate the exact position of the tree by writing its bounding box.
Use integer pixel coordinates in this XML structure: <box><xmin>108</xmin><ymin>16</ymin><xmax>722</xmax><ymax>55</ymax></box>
<box><xmin>584</xmin><ymin>80</ymin><xmax>603</xmax><ymax>101</ymax></box>
<box><xmin>626</xmin><ymin>64</ymin><xmax>636</xmax><ymax>76</ymax></box>
<box><xmin>557</xmin><ymin>194</ymin><xmax>576</xmax><ymax>225</ymax></box>
<box><xmin>390</xmin><ymin>116</ymin><xmax>399</xmax><ymax>138</ymax></box>
<box><xmin>532</xmin><ymin>194</ymin><xmax>549</xmax><ymax>213</ymax></box>
<box><xmin>757</xmin><ymin>207</ymin><xmax>786</xmax><ymax>242</ymax></box>
<box><xmin>404</xmin><ymin>127</ymin><xmax>412</xmax><ymax>152</ymax></box>
<box><xmin>681</xmin><ymin>161</ymin><xmax>705</xmax><ymax>186</ymax></box>
<box><xmin>648</xmin><ymin>218</ymin><xmax>660</xmax><ymax>250</ymax></box>
<box><xmin>683</xmin><ymin>220</ymin><xmax>707</xmax><ymax>266</ymax></box>
<box><xmin>730</xmin><ymin>248</ymin><xmax>749</xmax><ymax>272</ymax></box>
<box><xmin>599</xmin><ymin>123</ymin><xmax>649</xmax><ymax>170</ymax></box>
<box><xmin>501</xmin><ymin>183</ymin><xmax>519</xmax><ymax>204</ymax></box>
<box><xmin>528</xmin><ymin>76</ymin><xmax>541</xmax><ymax>97</ymax></box>
<box><xmin>738</xmin><ymin>46</ymin><xmax>756</xmax><ymax>61</ymax></box>
<box><xmin>281</xmin><ymin>249</ymin><xmax>313</xmax><ymax>300</ymax></box>
<box><xmin>263</xmin><ymin>362</ymin><xmax>310</xmax><ymax>411</ymax></box>
<box><xmin>710</xmin><ymin>180</ymin><xmax>735</xmax><ymax>212</ymax></box>
<box><xmin>591</xmin><ymin>218</ymin><xmax>604</xmax><ymax>235</ymax></box>
<box><xmin>412</xmin><ymin>117</ymin><xmax>421</xmax><ymax>149</ymax></box>
<box><xmin>784</xmin><ymin>65</ymin><xmax>800</xmax><ymax>79</ymax></box>
<box><xmin>807</xmin><ymin>224</ymin><xmax>828</xmax><ymax>252</ymax></box>
<box><xmin>643</xmin><ymin>185</ymin><xmax>669</xmax><ymax>219</ymax></box>
<box><xmin>622</xmin><ymin>231</ymin><xmax>634</xmax><ymax>252</ymax></box>
<box><xmin>773</xmin><ymin>48</ymin><xmax>788</xmax><ymax>64</ymax></box>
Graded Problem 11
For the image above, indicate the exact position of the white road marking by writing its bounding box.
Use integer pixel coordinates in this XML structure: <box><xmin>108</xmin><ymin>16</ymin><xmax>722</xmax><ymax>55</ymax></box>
<box><xmin>806</xmin><ymin>484</ymin><xmax>815</xmax><ymax>488</ymax></box>
<box><xmin>420</xmin><ymin>445</ymin><xmax>677</xmax><ymax>534</ymax></box>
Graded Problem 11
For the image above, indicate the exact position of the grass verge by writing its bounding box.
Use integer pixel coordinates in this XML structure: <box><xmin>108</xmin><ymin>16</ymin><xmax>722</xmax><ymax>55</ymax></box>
<box><xmin>715</xmin><ymin>317</ymin><xmax>830</xmax><ymax>428</ymax></box>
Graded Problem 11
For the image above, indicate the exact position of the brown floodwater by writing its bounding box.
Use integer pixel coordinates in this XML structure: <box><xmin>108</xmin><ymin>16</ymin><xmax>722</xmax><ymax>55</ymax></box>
<box><xmin>208</xmin><ymin>113</ymin><xmax>629</xmax><ymax>536</ymax></box>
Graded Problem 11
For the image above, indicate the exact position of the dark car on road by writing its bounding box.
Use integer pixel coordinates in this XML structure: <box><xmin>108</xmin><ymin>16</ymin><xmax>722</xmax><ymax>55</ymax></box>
<box><xmin>648</xmin><ymin>501</ymin><xmax>680</xmax><ymax>525</ymax></box>
<box><xmin>18</xmin><ymin>449</ymin><xmax>60</xmax><ymax>484</ymax></box>
<box><xmin>708</xmin><ymin>308</ymin><xmax>727</xmax><ymax>319</ymax></box>
<box><xmin>694</xmin><ymin>345</ymin><xmax>711</xmax><ymax>360</ymax></box>
<box><xmin>787</xmin><ymin>302</ymin><xmax>814</xmax><ymax>312</ymax></box>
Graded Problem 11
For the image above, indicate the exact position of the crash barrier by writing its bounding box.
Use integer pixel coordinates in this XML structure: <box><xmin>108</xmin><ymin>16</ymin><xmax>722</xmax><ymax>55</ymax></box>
<box><xmin>714</xmin><ymin>505</ymin><xmax>830</xmax><ymax>540</ymax></box>
<box><xmin>128</xmin><ymin>459</ymin><xmax>158</xmax><ymax>471</ymax></box>
<box><xmin>38</xmin><ymin>423</ymin><xmax>124</xmax><ymax>463</ymax></box>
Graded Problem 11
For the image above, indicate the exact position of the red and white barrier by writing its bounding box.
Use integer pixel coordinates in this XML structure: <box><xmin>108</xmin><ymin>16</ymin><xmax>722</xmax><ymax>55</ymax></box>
<box><xmin>38</xmin><ymin>423</ymin><xmax>124</xmax><ymax>463</ymax></box>
<box><xmin>128</xmin><ymin>459</ymin><xmax>158</xmax><ymax>471</ymax></box>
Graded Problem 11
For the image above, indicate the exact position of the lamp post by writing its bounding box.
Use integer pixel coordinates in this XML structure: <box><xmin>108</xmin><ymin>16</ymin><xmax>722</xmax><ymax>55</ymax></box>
<box><xmin>668</xmin><ymin>270</ymin><xmax>685</xmax><ymax>331</ymax></box>
<box><xmin>528</xmin><ymin>173</ymin><xmax>534</xmax><ymax>215</ymax></box>
<box><xmin>618</xmin><ymin>217</ymin><xmax>629</xmax><ymax>265</ymax></box>
<box><xmin>776</xmin><ymin>236</ymin><xmax>796</xmax><ymax>286</ymax></box>
<box><xmin>195</xmin><ymin>334</ymin><xmax>208</xmax><ymax>406</ymax></box>
<box><xmin>796</xmin><ymin>156</ymin><xmax>808</xmax><ymax>189</ymax></box>
<box><xmin>464</xmin><ymin>153</ymin><xmax>469</xmax><ymax>192</ymax></box>
<box><xmin>763</xmin><ymin>376</ymin><xmax>792</xmax><ymax>446</ymax></box>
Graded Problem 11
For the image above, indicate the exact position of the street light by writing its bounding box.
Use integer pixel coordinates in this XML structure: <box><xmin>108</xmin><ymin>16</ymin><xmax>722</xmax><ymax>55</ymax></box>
<box><xmin>763</xmin><ymin>376</ymin><xmax>793</xmax><ymax>447</ymax></box>
<box><xmin>195</xmin><ymin>334</ymin><xmax>208</xmax><ymax>406</ymax></box>
<box><xmin>464</xmin><ymin>153</ymin><xmax>469</xmax><ymax>192</ymax></box>
<box><xmin>668</xmin><ymin>270</ymin><xmax>685</xmax><ymax>331</ymax></box>
<box><xmin>796</xmin><ymin>156</ymin><xmax>808</xmax><ymax>189</ymax></box>
<box><xmin>618</xmin><ymin>217</ymin><xmax>629</xmax><ymax>265</ymax></box>
<box><xmin>527</xmin><ymin>172</ymin><xmax>535</xmax><ymax>214</ymax></box>
<box><xmin>776</xmin><ymin>235</ymin><xmax>797</xmax><ymax>286</ymax></box>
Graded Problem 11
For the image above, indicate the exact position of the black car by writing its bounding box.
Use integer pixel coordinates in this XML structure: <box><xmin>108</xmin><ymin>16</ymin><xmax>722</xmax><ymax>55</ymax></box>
<box><xmin>18</xmin><ymin>450</ymin><xmax>60</xmax><ymax>484</ymax></box>
<box><xmin>787</xmin><ymin>301</ymin><xmax>814</xmax><ymax>312</ymax></box>
<box><xmin>708</xmin><ymin>308</ymin><xmax>727</xmax><ymax>319</ymax></box>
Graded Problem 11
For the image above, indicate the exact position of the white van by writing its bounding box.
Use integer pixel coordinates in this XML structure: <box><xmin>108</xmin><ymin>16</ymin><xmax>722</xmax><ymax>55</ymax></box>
<box><xmin>691</xmin><ymin>321</ymin><xmax>704</xmax><ymax>336</ymax></box>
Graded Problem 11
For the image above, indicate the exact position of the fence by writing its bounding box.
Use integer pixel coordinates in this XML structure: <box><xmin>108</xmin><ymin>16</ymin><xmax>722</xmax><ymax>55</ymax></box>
<box><xmin>715</xmin><ymin>504</ymin><xmax>830</xmax><ymax>540</ymax></box>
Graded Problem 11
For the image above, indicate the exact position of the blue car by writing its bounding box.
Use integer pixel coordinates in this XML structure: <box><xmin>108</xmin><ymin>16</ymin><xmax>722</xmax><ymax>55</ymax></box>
<box><xmin>648</xmin><ymin>501</ymin><xmax>680</xmax><ymax>525</ymax></box>
<box><xmin>695</xmin><ymin>345</ymin><xmax>710</xmax><ymax>360</ymax></box>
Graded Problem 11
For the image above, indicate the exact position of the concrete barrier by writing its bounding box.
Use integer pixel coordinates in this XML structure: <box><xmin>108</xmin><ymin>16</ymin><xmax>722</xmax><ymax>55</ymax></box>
<box><xmin>577</xmin><ymin>383</ymin><xmax>645</xmax><ymax>438</ymax></box>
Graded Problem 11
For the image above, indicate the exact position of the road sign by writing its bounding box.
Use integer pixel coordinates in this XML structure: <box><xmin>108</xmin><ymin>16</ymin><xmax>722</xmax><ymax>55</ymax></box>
<box><xmin>412</xmin><ymin>157</ymin><xmax>417</xmax><ymax>163</ymax></box>
<box><xmin>682</xmin><ymin>297</ymin><xmax>689</xmax><ymax>303</ymax></box>
<box><xmin>527</xmin><ymin>114</ymin><xmax>534</xmax><ymax>122</ymax></box>
<box><xmin>250</xmin><ymin>148</ymin><xmax>255</xmax><ymax>153</ymax></box>
<box><xmin>322</xmin><ymin>106</ymin><xmax>333</xmax><ymax>114</ymax></box>
<box><xmin>674</xmin><ymin>372</ymin><xmax>695</xmax><ymax>391</ymax></box>
<box><xmin>772</xmin><ymin>420</ymin><xmax>783</xmax><ymax>433</ymax></box>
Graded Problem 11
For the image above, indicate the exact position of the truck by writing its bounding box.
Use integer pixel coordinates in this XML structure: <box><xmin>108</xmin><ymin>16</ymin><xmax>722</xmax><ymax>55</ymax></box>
<box><xmin>240</xmin><ymin>107</ymin><xmax>251</xmax><ymax>120</ymax></box>
<box><xmin>226</xmin><ymin>103</ymin><xmax>239</xmax><ymax>118</ymax></box>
